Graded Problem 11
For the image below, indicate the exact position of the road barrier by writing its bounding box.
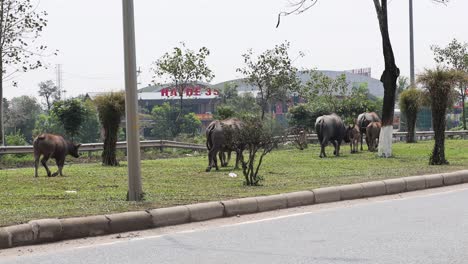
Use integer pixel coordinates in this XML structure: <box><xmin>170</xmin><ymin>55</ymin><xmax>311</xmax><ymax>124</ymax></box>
<box><xmin>0</xmin><ymin>131</ymin><xmax>467</xmax><ymax>155</ymax></box>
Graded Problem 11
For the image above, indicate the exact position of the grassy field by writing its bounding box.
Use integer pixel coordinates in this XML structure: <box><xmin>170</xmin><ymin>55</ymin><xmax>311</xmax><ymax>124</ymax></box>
<box><xmin>0</xmin><ymin>140</ymin><xmax>467</xmax><ymax>227</ymax></box>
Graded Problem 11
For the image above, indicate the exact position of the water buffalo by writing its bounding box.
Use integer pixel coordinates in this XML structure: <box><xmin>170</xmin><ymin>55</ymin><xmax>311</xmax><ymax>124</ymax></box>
<box><xmin>357</xmin><ymin>112</ymin><xmax>381</xmax><ymax>151</ymax></box>
<box><xmin>315</xmin><ymin>114</ymin><xmax>346</xmax><ymax>158</ymax></box>
<box><xmin>366</xmin><ymin>121</ymin><xmax>381</xmax><ymax>152</ymax></box>
<box><xmin>344</xmin><ymin>124</ymin><xmax>360</xmax><ymax>153</ymax></box>
<box><xmin>33</xmin><ymin>133</ymin><xmax>81</xmax><ymax>177</ymax></box>
<box><xmin>205</xmin><ymin>118</ymin><xmax>244</xmax><ymax>172</ymax></box>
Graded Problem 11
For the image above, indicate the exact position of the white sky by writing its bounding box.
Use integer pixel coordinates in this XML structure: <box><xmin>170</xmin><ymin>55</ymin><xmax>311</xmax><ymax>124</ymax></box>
<box><xmin>4</xmin><ymin>0</ymin><xmax>468</xmax><ymax>99</ymax></box>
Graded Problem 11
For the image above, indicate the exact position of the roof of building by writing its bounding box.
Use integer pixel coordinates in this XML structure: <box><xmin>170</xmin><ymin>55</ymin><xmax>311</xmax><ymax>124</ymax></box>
<box><xmin>137</xmin><ymin>70</ymin><xmax>384</xmax><ymax>98</ymax></box>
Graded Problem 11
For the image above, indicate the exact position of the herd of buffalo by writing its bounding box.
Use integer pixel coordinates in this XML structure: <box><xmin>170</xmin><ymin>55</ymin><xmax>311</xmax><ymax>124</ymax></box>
<box><xmin>204</xmin><ymin>112</ymin><xmax>382</xmax><ymax>172</ymax></box>
<box><xmin>31</xmin><ymin>112</ymin><xmax>381</xmax><ymax>177</ymax></box>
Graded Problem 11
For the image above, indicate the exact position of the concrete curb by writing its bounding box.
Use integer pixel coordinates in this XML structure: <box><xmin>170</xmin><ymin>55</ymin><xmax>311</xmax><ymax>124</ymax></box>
<box><xmin>0</xmin><ymin>169</ymin><xmax>467</xmax><ymax>249</ymax></box>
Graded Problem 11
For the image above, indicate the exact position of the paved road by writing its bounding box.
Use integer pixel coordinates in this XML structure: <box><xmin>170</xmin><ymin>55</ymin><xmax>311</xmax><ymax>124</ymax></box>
<box><xmin>2</xmin><ymin>187</ymin><xmax>468</xmax><ymax>264</ymax></box>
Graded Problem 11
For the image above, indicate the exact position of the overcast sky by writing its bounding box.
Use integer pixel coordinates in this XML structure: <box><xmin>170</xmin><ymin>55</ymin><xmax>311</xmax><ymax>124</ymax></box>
<box><xmin>4</xmin><ymin>0</ymin><xmax>468</xmax><ymax>99</ymax></box>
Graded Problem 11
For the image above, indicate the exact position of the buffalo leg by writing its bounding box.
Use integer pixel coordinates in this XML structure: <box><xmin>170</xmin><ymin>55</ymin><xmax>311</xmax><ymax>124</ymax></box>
<box><xmin>234</xmin><ymin>150</ymin><xmax>242</xmax><ymax>170</ymax></box>
<box><xmin>360</xmin><ymin>132</ymin><xmax>363</xmax><ymax>151</ymax></box>
<box><xmin>219</xmin><ymin>152</ymin><xmax>226</xmax><ymax>167</ymax></box>
<box><xmin>53</xmin><ymin>158</ymin><xmax>65</xmax><ymax>176</ymax></box>
<box><xmin>206</xmin><ymin>148</ymin><xmax>219</xmax><ymax>172</ymax></box>
<box><xmin>332</xmin><ymin>141</ymin><xmax>338</xmax><ymax>156</ymax></box>
<box><xmin>41</xmin><ymin>154</ymin><xmax>52</xmax><ymax>177</ymax></box>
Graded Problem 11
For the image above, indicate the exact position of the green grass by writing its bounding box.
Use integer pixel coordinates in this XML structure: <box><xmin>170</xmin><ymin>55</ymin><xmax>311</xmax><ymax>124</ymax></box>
<box><xmin>0</xmin><ymin>140</ymin><xmax>467</xmax><ymax>227</ymax></box>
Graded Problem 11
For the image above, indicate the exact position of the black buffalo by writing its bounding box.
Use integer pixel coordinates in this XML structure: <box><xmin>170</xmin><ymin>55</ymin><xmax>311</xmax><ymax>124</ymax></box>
<box><xmin>205</xmin><ymin>118</ymin><xmax>244</xmax><ymax>172</ymax></box>
<box><xmin>315</xmin><ymin>114</ymin><xmax>346</xmax><ymax>158</ymax></box>
<box><xmin>356</xmin><ymin>112</ymin><xmax>381</xmax><ymax>151</ymax></box>
<box><xmin>33</xmin><ymin>133</ymin><xmax>81</xmax><ymax>177</ymax></box>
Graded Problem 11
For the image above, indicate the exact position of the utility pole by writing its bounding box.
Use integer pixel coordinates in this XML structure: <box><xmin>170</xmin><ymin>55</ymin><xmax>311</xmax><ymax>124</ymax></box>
<box><xmin>409</xmin><ymin>0</ymin><xmax>415</xmax><ymax>86</ymax></box>
<box><xmin>122</xmin><ymin>0</ymin><xmax>142</xmax><ymax>201</ymax></box>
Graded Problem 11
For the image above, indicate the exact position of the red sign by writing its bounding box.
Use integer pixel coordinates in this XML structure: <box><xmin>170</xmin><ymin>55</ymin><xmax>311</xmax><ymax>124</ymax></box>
<box><xmin>160</xmin><ymin>85</ymin><xmax>219</xmax><ymax>97</ymax></box>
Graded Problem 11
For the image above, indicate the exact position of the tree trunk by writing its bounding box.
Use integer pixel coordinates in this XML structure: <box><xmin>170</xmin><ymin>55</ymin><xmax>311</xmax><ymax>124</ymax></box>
<box><xmin>406</xmin><ymin>112</ymin><xmax>417</xmax><ymax>143</ymax></box>
<box><xmin>102</xmin><ymin>125</ymin><xmax>119</xmax><ymax>166</ymax></box>
<box><xmin>373</xmin><ymin>0</ymin><xmax>400</xmax><ymax>158</ymax></box>
<box><xmin>430</xmin><ymin>100</ymin><xmax>448</xmax><ymax>165</ymax></box>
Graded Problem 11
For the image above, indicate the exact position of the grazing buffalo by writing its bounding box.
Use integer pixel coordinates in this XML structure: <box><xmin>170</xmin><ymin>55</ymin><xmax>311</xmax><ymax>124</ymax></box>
<box><xmin>357</xmin><ymin>112</ymin><xmax>381</xmax><ymax>151</ymax></box>
<box><xmin>344</xmin><ymin>124</ymin><xmax>360</xmax><ymax>153</ymax></box>
<box><xmin>33</xmin><ymin>134</ymin><xmax>81</xmax><ymax>177</ymax></box>
<box><xmin>315</xmin><ymin>114</ymin><xmax>346</xmax><ymax>158</ymax></box>
<box><xmin>205</xmin><ymin>118</ymin><xmax>244</xmax><ymax>172</ymax></box>
<box><xmin>366</xmin><ymin>121</ymin><xmax>381</xmax><ymax>152</ymax></box>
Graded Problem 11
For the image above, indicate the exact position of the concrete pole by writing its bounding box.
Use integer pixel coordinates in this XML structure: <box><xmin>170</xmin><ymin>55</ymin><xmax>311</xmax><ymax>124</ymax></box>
<box><xmin>122</xmin><ymin>0</ymin><xmax>142</xmax><ymax>201</ymax></box>
<box><xmin>409</xmin><ymin>0</ymin><xmax>415</xmax><ymax>86</ymax></box>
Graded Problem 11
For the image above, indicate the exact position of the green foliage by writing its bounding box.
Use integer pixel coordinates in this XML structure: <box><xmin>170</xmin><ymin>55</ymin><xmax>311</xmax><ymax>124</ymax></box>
<box><xmin>237</xmin><ymin>41</ymin><xmax>301</xmax><ymax>120</ymax></box>
<box><xmin>5</xmin><ymin>130</ymin><xmax>27</xmax><ymax>157</ymax></box>
<box><xmin>399</xmin><ymin>88</ymin><xmax>423</xmax><ymax>143</ymax></box>
<box><xmin>77</xmin><ymin>99</ymin><xmax>101</xmax><ymax>143</ymax></box>
<box><xmin>230</xmin><ymin>117</ymin><xmax>285</xmax><ymax>186</ymax></box>
<box><xmin>218</xmin><ymin>82</ymin><xmax>239</xmax><ymax>104</ymax></box>
<box><xmin>214</xmin><ymin>105</ymin><xmax>236</xmax><ymax>120</ymax></box>
<box><xmin>215</xmin><ymin>92</ymin><xmax>261</xmax><ymax>120</ymax></box>
<box><xmin>5</xmin><ymin>95</ymin><xmax>42</xmax><ymax>142</ymax></box>
<box><xmin>299</xmin><ymin>70</ymin><xmax>348</xmax><ymax>113</ymax></box>
<box><xmin>151</xmin><ymin>103</ymin><xmax>201</xmax><ymax>139</ymax></box>
<box><xmin>399</xmin><ymin>88</ymin><xmax>422</xmax><ymax>116</ymax></box>
<box><xmin>33</xmin><ymin>113</ymin><xmax>64</xmax><ymax>137</ymax></box>
<box><xmin>180</xmin><ymin>112</ymin><xmax>202</xmax><ymax>136</ymax></box>
<box><xmin>5</xmin><ymin>130</ymin><xmax>27</xmax><ymax>146</ymax></box>
<box><xmin>288</xmin><ymin>104</ymin><xmax>315</xmax><ymax>131</ymax></box>
<box><xmin>51</xmin><ymin>99</ymin><xmax>86</xmax><ymax>140</ymax></box>
<box><xmin>151</xmin><ymin>103</ymin><xmax>179</xmax><ymax>139</ymax></box>
<box><xmin>151</xmin><ymin>43</ymin><xmax>214</xmax><ymax>113</ymax></box>
<box><xmin>94</xmin><ymin>92</ymin><xmax>126</xmax><ymax>166</ymax></box>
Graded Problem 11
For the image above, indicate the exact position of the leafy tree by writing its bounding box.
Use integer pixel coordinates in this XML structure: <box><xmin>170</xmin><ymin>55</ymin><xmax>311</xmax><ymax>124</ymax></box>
<box><xmin>94</xmin><ymin>92</ymin><xmax>126</xmax><ymax>166</ymax></box>
<box><xmin>215</xmin><ymin>92</ymin><xmax>261</xmax><ymax>120</ymax></box>
<box><xmin>214</xmin><ymin>105</ymin><xmax>236</xmax><ymax>120</ymax></box>
<box><xmin>0</xmin><ymin>0</ymin><xmax>53</xmax><ymax>145</ymax></box>
<box><xmin>399</xmin><ymin>88</ymin><xmax>423</xmax><ymax>143</ymax></box>
<box><xmin>297</xmin><ymin>70</ymin><xmax>348</xmax><ymax>114</ymax></box>
<box><xmin>5</xmin><ymin>130</ymin><xmax>27</xmax><ymax>157</ymax></box>
<box><xmin>229</xmin><ymin>117</ymin><xmax>284</xmax><ymax>186</ymax></box>
<box><xmin>5</xmin><ymin>95</ymin><xmax>41</xmax><ymax>142</ymax></box>
<box><xmin>51</xmin><ymin>99</ymin><xmax>86</xmax><ymax>140</ymax></box>
<box><xmin>417</xmin><ymin>67</ymin><xmax>467</xmax><ymax>165</ymax></box>
<box><xmin>277</xmin><ymin>0</ymin><xmax>449</xmax><ymax>157</ymax></box>
<box><xmin>151</xmin><ymin>43</ymin><xmax>214</xmax><ymax>116</ymax></box>
<box><xmin>237</xmin><ymin>42</ymin><xmax>301</xmax><ymax>120</ymax></box>
<box><xmin>33</xmin><ymin>113</ymin><xmax>64</xmax><ymax>137</ymax></box>
<box><xmin>151</xmin><ymin>103</ymin><xmax>179</xmax><ymax>139</ymax></box>
<box><xmin>38</xmin><ymin>80</ymin><xmax>61</xmax><ymax>111</ymax></box>
<box><xmin>150</xmin><ymin>103</ymin><xmax>201</xmax><ymax>139</ymax></box>
<box><xmin>77</xmin><ymin>98</ymin><xmax>100</xmax><ymax>143</ymax></box>
<box><xmin>218</xmin><ymin>82</ymin><xmax>239</xmax><ymax>104</ymax></box>
<box><xmin>340</xmin><ymin>85</ymin><xmax>382</xmax><ymax>124</ymax></box>
<box><xmin>431</xmin><ymin>39</ymin><xmax>468</xmax><ymax>129</ymax></box>
<box><xmin>180</xmin><ymin>112</ymin><xmax>202</xmax><ymax>136</ymax></box>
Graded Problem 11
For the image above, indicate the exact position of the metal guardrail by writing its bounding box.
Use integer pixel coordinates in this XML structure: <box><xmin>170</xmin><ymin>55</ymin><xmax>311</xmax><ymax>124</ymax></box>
<box><xmin>0</xmin><ymin>131</ymin><xmax>467</xmax><ymax>155</ymax></box>
<box><xmin>0</xmin><ymin>140</ymin><xmax>207</xmax><ymax>155</ymax></box>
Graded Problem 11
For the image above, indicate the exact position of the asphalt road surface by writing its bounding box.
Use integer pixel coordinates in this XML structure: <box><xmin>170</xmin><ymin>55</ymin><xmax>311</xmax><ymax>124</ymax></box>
<box><xmin>1</xmin><ymin>185</ymin><xmax>468</xmax><ymax>264</ymax></box>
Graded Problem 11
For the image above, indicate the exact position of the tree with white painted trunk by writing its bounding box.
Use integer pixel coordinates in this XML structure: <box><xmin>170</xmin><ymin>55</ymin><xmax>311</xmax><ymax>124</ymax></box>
<box><xmin>276</xmin><ymin>0</ymin><xmax>449</xmax><ymax>158</ymax></box>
